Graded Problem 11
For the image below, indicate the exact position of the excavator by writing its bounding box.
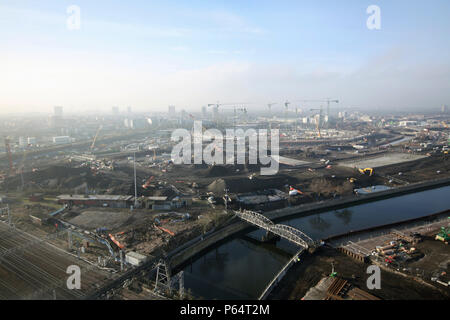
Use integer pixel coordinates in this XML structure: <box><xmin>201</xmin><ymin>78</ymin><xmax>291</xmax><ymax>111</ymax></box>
<box><xmin>358</xmin><ymin>168</ymin><xmax>374</xmax><ymax>176</ymax></box>
<box><xmin>142</xmin><ymin>176</ymin><xmax>154</xmax><ymax>189</ymax></box>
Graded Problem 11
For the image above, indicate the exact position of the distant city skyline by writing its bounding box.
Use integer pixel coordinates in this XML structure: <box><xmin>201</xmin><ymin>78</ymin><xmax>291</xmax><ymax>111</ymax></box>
<box><xmin>1</xmin><ymin>0</ymin><xmax>450</xmax><ymax>114</ymax></box>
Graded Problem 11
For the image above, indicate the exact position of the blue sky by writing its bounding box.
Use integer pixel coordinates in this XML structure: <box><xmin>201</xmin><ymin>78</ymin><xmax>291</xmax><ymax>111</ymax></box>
<box><xmin>1</xmin><ymin>0</ymin><xmax>450</xmax><ymax>113</ymax></box>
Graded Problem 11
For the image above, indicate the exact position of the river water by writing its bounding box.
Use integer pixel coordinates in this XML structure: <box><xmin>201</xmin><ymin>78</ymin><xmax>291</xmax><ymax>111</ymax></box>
<box><xmin>182</xmin><ymin>186</ymin><xmax>450</xmax><ymax>299</ymax></box>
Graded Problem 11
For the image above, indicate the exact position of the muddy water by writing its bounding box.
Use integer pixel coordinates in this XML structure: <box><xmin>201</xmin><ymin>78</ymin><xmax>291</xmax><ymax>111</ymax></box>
<box><xmin>183</xmin><ymin>186</ymin><xmax>450</xmax><ymax>299</ymax></box>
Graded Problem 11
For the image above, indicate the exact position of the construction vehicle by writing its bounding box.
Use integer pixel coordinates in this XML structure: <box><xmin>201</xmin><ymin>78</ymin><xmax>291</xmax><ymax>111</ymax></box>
<box><xmin>109</xmin><ymin>233</ymin><xmax>125</xmax><ymax>249</ymax></box>
<box><xmin>358</xmin><ymin>168</ymin><xmax>374</xmax><ymax>176</ymax></box>
<box><xmin>289</xmin><ymin>186</ymin><xmax>303</xmax><ymax>196</ymax></box>
<box><xmin>142</xmin><ymin>176</ymin><xmax>154</xmax><ymax>189</ymax></box>
<box><xmin>435</xmin><ymin>226</ymin><xmax>449</xmax><ymax>244</ymax></box>
<box><xmin>156</xmin><ymin>225</ymin><xmax>175</xmax><ymax>236</ymax></box>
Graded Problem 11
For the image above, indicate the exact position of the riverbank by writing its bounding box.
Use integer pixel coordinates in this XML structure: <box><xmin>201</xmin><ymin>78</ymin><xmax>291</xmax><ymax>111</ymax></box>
<box><xmin>267</xmin><ymin>244</ymin><xmax>448</xmax><ymax>300</ymax></box>
<box><xmin>170</xmin><ymin>177</ymin><xmax>450</xmax><ymax>270</ymax></box>
<box><xmin>267</xmin><ymin>215</ymin><xmax>450</xmax><ymax>300</ymax></box>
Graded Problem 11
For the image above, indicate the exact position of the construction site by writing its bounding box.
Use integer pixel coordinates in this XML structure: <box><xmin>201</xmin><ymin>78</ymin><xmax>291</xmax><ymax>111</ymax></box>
<box><xmin>0</xmin><ymin>102</ymin><xmax>449</xmax><ymax>300</ymax></box>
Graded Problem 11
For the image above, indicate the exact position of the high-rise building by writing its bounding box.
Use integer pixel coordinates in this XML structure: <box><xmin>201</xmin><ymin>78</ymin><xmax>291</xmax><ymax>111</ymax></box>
<box><xmin>19</xmin><ymin>137</ymin><xmax>27</xmax><ymax>147</ymax></box>
<box><xmin>112</xmin><ymin>106</ymin><xmax>119</xmax><ymax>114</ymax></box>
<box><xmin>442</xmin><ymin>105</ymin><xmax>449</xmax><ymax>113</ymax></box>
<box><xmin>53</xmin><ymin>136</ymin><xmax>71</xmax><ymax>144</ymax></box>
<box><xmin>212</xmin><ymin>105</ymin><xmax>219</xmax><ymax>123</ymax></box>
<box><xmin>202</xmin><ymin>106</ymin><xmax>207</xmax><ymax>118</ymax></box>
<box><xmin>54</xmin><ymin>106</ymin><xmax>63</xmax><ymax>118</ymax></box>
<box><xmin>27</xmin><ymin>137</ymin><xmax>36</xmax><ymax>145</ymax></box>
<box><xmin>168</xmin><ymin>105</ymin><xmax>176</xmax><ymax>114</ymax></box>
<box><xmin>50</xmin><ymin>106</ymin><xmax>64</xmax><ymax>128</ymax></box>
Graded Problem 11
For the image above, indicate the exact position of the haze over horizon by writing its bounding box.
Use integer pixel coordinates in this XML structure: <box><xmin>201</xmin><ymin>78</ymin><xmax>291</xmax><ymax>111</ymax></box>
<box><xmin>1</xmin><ymin>0</ymin><xmax>450</xmax><ymax>114</ymax></box>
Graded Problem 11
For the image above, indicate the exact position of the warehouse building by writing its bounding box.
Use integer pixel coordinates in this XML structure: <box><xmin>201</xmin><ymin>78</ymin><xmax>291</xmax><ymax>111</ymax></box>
<box><xmin>143</xmin><ymin>196</ymin><xmax>192</xmax><ymax>210</ymax></box>
<box><xmin>57</xmin><ymin>195</ymin><xmax>134</xmax><ymax>208</ymax></box>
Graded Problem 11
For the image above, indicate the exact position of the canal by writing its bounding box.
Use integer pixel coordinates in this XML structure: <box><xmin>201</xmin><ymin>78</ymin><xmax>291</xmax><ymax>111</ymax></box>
<box><xmin>182</xmin><ymin>185</ymin><xmax>450</xmax><ymax>299</ymax></box>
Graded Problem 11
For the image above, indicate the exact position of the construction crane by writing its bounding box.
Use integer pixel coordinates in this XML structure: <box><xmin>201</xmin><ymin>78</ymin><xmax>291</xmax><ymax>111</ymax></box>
<box><xmin>290</xmin><ymin>99</ymin><xmax>339</xmax><ymax>124</ymax></box>
<box><xmin>207</xmin><ymin>103</ymin><xmax>248</xmax><ymax>127</ymax></box>
<box><xmin>310</xmin><ymin>108</ymin><xmax>323</xmax><ymax>138</ymax></box>
<box><xmin>90</xmin><ymin>125</ymin><xmax>103</xmax><ymax>150</ymax></box>
<box><xmin>267</xmin><ymin>103</ymin><xmax>277</xmax><ymax>130</ymax></box>
<box><xmin>17</xmin><ymin>149</ymin><xmax>28</xmax><ymax>191</ymax></box>
<box><xmin>284</xmin><ymin>101</ymin><xmax>291</xmax><ymax>118</ymax></box>
<box><xmin>222</xmin><ymin>106</ymin><xmax>247</xmax><ymax>129</ymax></box>
<box><xmin>207</xmin><ymin>103</ymin><xmax>221</xmax><ymax>126</ymax></box>
<box><xmin>283</xmin><ymin>101</ymin><xmax>292</xmax><ymax>131</ymax></box>
<box><xmin>324</xmin><ymin>99</ymin><xmax>339</xmax><ymax>119</ymax></box>
<box><xmin>4</xmin><ymin>137</ymin><xmax>14</xmax><ymax>176</ymax></box>
<box><xmin>188</xmin><ymin>113</ymin><xmax>207</xmax><ymax>133</ymax></box>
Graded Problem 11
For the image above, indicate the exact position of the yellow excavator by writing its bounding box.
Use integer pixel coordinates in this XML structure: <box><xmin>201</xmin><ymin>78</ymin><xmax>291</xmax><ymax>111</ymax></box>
<box><xmin>358</xmin><ymin>168</ymin><xmax>374</xmax><ymax>176</ymax></box>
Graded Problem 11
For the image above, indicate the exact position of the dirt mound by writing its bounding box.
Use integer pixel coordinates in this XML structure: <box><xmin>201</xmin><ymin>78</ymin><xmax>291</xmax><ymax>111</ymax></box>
<box><xmin>1</xmin><ymin>165</ymin><xmax>119</xmax><ymax>193</ymax></box>
<box><xmin>205</xmin><ymin>165</ymin><xmax>235</xmax><ymax>177</ymax></box>
<box><xmin>207</xmin><ymin>174</ymin><xmax>297</xmax><ymax>195</ymax></box>
<box><xmin>203</xmin><ymin>164</ymin><xmax>248</xmax><ymax>177</ymax></box>
<box><xmin>153</xmin><ymin>187</ymin><xmax>178</xmax><ymax>199</ymax></box>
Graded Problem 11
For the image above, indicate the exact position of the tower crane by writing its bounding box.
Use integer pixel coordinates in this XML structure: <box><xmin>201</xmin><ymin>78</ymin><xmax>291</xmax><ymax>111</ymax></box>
<box><xmin>324</xmin><ymin>99</ymin><xmax>339</xmax><ymax>119</ymax></box>
<box><xmin>207</xmin><ymin>102</ymin><xmax>248</xmax><ymax>127</ymax></box>
<box><xmin>310</xmin><ymin>108</ymin><xmax>323</xmax><ymax>138</ymax></box>
<box><xmin>4</xmin><ymin>137</ymin><xmax>14</xmax><ymax>176</ymax></box>
<box><xmin>284</xmin><ymin>101</ymin><xmax>291</xmax><ymax>118</ymax></box>
<box><xmin>267</xmin><ymin>103</ymin><xmax>277</xmax><ymax>116</ymax></box>
<box><xmin>283</xmin><ymin>101</ymin><xmax>291</xmax><ymax>131</ymax></box>
<box><xmin>290</xmin><ymin>99</ymin><xmax>339</xmax><ymax>120</ymax></box>
<box><xmin>267</xmin><ymin>103</ymin><xmax>277</xmax><ymax>130</ymax></box>
<box><xmin>90</xmin><ymin>125</ymin><xmax>103</xmax><ymax>150</ymax></box>
<box><xmin>17</xmin><ymin>149</ymin><xmax>28</xmax><ymax>191</ymax></box>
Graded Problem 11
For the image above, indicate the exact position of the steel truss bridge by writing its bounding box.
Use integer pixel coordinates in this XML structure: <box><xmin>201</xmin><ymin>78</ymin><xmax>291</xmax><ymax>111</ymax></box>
<box><xmin>234</xmin><ymin>210</ymin><xmax>316</xmax><ymax>249</ymax></box>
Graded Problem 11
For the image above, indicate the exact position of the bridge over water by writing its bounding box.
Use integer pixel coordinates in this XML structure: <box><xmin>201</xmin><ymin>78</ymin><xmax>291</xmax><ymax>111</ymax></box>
<box><xmin>234</xmin><ymin>210</ymin><xmax>317</xmax><ymax>250</ymax></box>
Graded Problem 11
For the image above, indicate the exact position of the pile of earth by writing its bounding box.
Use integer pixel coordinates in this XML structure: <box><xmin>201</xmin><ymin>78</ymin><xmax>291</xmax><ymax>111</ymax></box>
<box><xmin>0</xmin><ymin>165</ymin><xmax>118</xmax><ymax>192</ymax></box>
<box><xmin>203</xmin><ymin>165</ymin><xmax>246</xmax><ymax>177</ymax></box>
<box><xmin>207</xmin><ymin>174</ymin><xmax>298</xmax><ymax>195</ymax></box>
<box><xmin>202</xmin><ymin>163</ymin><xmax>263</xmax><ymax>177</ymax></box>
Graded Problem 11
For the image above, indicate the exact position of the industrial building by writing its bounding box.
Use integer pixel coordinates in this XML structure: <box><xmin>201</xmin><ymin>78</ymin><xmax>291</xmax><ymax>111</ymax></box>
<box><xmin>125</xmin><ymin>251</ymin><xmax>148</xmax><ymax>266</ymax></box>
<box><xmin>57</xmin><ymin>195</ymin><xmax>134</xmax><ymax>208</ymax></box>
<box><xmin>143</xmin><ymin>196</ymin><xmax>192</xmax><ymax>210</ymax></box>
<box><xmin>53</xmin><ymin>136</ymin><xmax>71</xmax><ymax>144</ymax></box>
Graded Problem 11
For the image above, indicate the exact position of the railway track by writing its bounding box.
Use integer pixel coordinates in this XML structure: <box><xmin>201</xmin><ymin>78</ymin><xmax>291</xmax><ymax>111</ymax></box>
<box><xmin>0</xmin><ymin>223</ymin><xmax>112</xmax><ymax>300</ymax></box>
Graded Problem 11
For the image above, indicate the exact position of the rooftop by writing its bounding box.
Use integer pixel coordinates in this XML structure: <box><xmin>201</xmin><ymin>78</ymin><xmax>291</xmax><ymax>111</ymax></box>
<box><xmin>57</xmin><ymin>195</ymin><xmax>134</xmax><ymax>201</ymax></box>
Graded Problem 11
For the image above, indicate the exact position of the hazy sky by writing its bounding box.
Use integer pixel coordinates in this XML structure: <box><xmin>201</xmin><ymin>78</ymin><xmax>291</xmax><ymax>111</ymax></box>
<box><xmin>1</xmin><ymin>0</ymin><xmax>450</xmax><ymax>114</ymax></box>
